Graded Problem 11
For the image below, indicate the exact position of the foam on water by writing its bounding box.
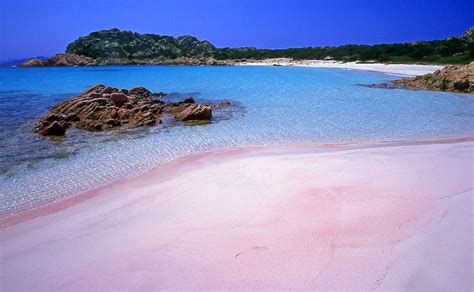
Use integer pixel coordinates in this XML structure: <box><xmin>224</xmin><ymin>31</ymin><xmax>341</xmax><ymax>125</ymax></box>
<box><xmin>1</xmin><ymin>65</ymin><xmax>473</xmax><ymax>216</ymax></box>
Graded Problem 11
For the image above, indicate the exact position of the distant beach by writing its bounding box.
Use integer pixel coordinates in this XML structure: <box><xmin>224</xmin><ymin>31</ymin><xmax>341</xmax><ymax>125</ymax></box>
<box><xmin>239</xmin><ymin>58</ymin><xmax>443</xmax><ymax>76</ymax></box>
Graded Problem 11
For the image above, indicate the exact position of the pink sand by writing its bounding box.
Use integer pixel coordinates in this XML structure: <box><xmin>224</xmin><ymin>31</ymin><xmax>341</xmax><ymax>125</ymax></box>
<box><xmin>1</xmin><ymin>142</ymin><xmax>473</xmax><ymax>290</ymax></box>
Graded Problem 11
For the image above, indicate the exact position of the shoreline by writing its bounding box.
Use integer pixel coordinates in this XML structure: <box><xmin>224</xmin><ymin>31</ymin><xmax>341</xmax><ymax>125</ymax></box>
<box><xmin>238</xmin><ymin>59</ymin><xmax>444</xmax><ymax>76</ymax></box>
<box><xmin>1</xmin><ymin>136</ymin><xmax>473</xmax><ymax>228</ymax></box>
<box><xmin>1</xmin><ymin>138</ymin><xmax>472</xmax><ymax>289</ymax></box>
<box><xmin>12</xmin><ymin>59</ymin><xmax>444</xmax><ymax>76</ymax></box>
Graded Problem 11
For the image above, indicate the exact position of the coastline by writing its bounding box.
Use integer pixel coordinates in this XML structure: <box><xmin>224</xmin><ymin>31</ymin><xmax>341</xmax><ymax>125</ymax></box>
<box><xmin>1</xmin><ymin>138</ymin><xmax>472</xmax><ymax>289</ymax></box>
<box><xmin>16</xmin><ymin>59</ymin><xmax>444</xmax><ymax>77</ymax></box>
<box><xmin>1</xmin><ymin>136</ymin><xmax>473</xmax><ymax>228</ymax></box>
<box><xmin>238</xmin><ymin>59</ymin><xmax>444</xmax><ymax>76</ymax></box>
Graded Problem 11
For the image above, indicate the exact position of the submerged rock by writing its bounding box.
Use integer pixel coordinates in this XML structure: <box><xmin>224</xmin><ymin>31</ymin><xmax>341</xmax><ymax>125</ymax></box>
<box><xmin>35</xmin><ymin>84</ymin><xmax>216</xmax><ymax>136</ymax></box>
<box><xmin>36</xmin><ymin>120</ymin><xmax>68</xmax><ymax>136</ymax></box>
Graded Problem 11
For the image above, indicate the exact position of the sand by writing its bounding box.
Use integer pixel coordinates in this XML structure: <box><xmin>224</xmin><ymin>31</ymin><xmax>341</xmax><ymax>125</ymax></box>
<box><xmin>239</xmin><ymin>59</ymin><xmax>444</xmax><ymax>76</ymax></box>
<box><xmin>0</xmin><ymin>141</ymin><xmax>472</xmax><ymax>290</ymax></box>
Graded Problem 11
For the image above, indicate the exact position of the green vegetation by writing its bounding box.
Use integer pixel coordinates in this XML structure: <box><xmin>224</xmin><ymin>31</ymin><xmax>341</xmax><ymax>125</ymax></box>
<box><xmin>66</xmin><ymin>27</ymin><xmax>474</xmax><ymax>64</ymax></box>
<box><xmin>214</xmin><ymin>28</ymin><xmax>474</xmax><ymax>64</ymax></box>
<box><xmin>66</xmin><ymin>28</ymin><xmax>216</xmax><ymax>61</ymax></box>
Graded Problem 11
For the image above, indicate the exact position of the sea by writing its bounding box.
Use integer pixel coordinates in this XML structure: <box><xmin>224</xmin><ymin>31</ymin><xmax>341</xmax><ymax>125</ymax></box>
<box><xmin>1</xmin><ymin>65</ymin><xmax>473</xmax><ymax>217</ymax></box>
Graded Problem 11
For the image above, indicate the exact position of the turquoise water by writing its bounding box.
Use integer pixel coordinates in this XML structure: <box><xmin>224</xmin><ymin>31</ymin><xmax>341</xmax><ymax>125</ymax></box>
<box><xmin>1</xmin><ymin>65</ymin><xmax>473</xmax><ymax>216</ymax></box>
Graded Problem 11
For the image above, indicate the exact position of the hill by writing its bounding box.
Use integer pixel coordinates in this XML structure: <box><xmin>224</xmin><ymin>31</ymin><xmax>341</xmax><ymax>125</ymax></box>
<box><xmin>22</xmin><ymin>27</ymin><xmax>474</xmax><ymax>66</ymax></box>
<box><xmin>65</xmin><ymin>28</ymin><xmax>216</xmax><ymax>63</ymax></box>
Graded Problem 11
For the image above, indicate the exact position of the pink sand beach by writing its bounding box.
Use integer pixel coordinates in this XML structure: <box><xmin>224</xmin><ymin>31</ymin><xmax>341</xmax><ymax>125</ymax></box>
<box><xmin>1</xmin><ymin>141</ymin><xmax>473</xmax><ymax>290</ymax></box>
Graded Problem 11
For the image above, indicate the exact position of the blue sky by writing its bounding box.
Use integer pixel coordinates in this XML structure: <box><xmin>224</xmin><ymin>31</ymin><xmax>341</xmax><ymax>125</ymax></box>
<box><xmin>0</xmin><ymin>0</ymin><xmax>472</xmax><ymax>61</ymax></box>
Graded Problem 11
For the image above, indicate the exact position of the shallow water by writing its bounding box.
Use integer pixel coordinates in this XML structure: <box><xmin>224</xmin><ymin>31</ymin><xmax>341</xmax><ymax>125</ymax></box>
<box><xmin>1</xmin><ymin>65</ymin><xmax>473</xmax><ymax>216</ymax></box>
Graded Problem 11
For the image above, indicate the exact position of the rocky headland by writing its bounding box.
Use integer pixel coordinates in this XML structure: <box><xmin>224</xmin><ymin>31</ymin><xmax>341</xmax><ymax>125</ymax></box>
<box><xmin>35</xmin><ymin>84</ymin><xmax>233</xmax><ymax>136</ymax></box>
<box><xmin>21</xmin><ymin>53</ymin><xmax>95</xmax><ymax>67</ymax></box>
<box><xmin>392</xmin><ymin>62</ymin><xmax>473</xmax><ymax>93</ymax></box>
<box><xmin>371</xmin><ymin>62</ymin><xmax>473</xmax><ymax>93</ymax></box>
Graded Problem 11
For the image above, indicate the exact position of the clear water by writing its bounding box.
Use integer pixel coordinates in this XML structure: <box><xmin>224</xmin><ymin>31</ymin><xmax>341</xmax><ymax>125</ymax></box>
<box><xmin>1</xmin><ymin>65</ymin><xmax>473</xmax><ymax>216</ymax></box>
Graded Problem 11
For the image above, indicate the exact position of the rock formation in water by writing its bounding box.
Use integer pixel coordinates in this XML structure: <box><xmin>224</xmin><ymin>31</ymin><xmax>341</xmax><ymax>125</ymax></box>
<box><xmin>20</xmin><ymin>53</ymin><xmax>95</xmax><ymax>67</ymax></box>
<box><xmin>35</xmin><ymin>84</ymin><xmax>215</xmax><ymax>136</ymax></box>
<box><xmin>392</xmin><ymin>62</ymin><xmax>473</xmax><ymax>93</ymax></box>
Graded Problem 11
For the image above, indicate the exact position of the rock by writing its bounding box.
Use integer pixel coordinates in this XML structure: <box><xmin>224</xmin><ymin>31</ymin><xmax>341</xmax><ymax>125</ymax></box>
<box><xmin>35</xmin><ymin>84</ymin><xmax>223</xmax><ymax>136</ymax></box>
<box><xmin>175</xmin><ymin>104</ymin><xmax>212</xmax><ymax>121</ymax></box>
<box><xmin>20</xmin><ymin>53</ymin><xmax>95</xmax><ymax>67</ymax></box>
<box><xmin>105</xmin><ymin>119</ymin><xmax>121</xmax><ymax>128</ymax></box>
<box><xmin>90</xmin><ymin>98</ymin><xmax>108</xmax><ymax>106</ymax></box>
<box><xmin>124</xmin><ymin>103</ymin><xmax>134</xmax><ymax>109</ymax></box>
<box><xmin>149</xmin><ymin>104</ymin><xmax>163</xmax><ymax>113</ymax></box>
<box><xmin>138</xmin><ymin>105</ymin><xmax>150</xmax><ymax>112</ymax></box>
<box><xmin>129</xmin><ymin>87</ymin><xmax>152</xmax><ymax>98</ymax></box>
<box><xmin>65</xmin><ymin>114</ymin><xmax>80</xmax><ymax>122</ymax></box>
<box><xmin>36</xmin><ymin>121</ymin><xmax>68</xmax><ymax>136</ymax></box>
<box><xmin>45</xmin><ymin>114</ymin><xmax>61</xmax><ymax>122</ymax></box>
<box><xmin>84</xmin><ymin>84</ymin><xmax>105</xmax><ymax>95</ymax></box>
<box><xmin>102</xmin><ymin>87</ymin><xmax>116</xmax><ymax>94</ymax></box>
<box><xmin>391</xmin><ymin>62</ymin><xmax>473</xmax><ymax>93</ymax></box>
<box><xmin>109</xmin><ymin>93</ymin><xmax>129</xmax><ymax>107</ymax></box>
<box><xmin>183</xmin><ymin>97</ymin><xmax>195</xmax><ymax>103</ymax></box>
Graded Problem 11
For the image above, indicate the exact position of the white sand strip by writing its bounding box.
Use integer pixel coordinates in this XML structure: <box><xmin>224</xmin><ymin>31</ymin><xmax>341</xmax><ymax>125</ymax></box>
<box><xmin>0</xmin><ymin>142</ymin><xmax>472</xmax><ymax>290</ymax></box>
<box><xmin>239</xmin><ymin>59</ymin><xmax>443</xmax><ymax>76</ymax></box>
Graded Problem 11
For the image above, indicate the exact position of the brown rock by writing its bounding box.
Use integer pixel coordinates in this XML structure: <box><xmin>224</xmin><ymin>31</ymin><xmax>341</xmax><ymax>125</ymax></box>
<box><xmin>20</xmin><ymin>53</ymin><xmax>95</xmax><ymax>67</ymax></box>
<box><xmin>102</xmin><ymin>87</ymin><xmax>116</xmax><ymax>94</ymax></box>
<box><xmin>176</xmin><ymin>104</ymin><xmax>212</xmax><ymax>121</ymax></box>
<box><xmin>105</xmin><ymin>119</ymin><xmax>121</xmax><ymax>128</ymax></box>
<box><xmin>65</xmin><ymin>114</ymin><xmax>80</xmax><ymax>122</ymax></box>
<box><xmin>90</xmin><ymin>98</ymin><xmax>108</xmax><ymax>106</ymax></box>
<box><xmin>124</xmin><ymin>103</ymin><xmax>134</xmax><ymax>109</ymax></box>
<box><xmin>150</xmin><ymin>104</ymin><xmax>163</xmax><ymax>113</ymax></box>
<box><xmin>35</xmin><ymin>84</ymin><xmax>228</xmax><ymax>136</ymax></box>
<box><xmin>109</xmin><ymin>93</ymin><xmax>129</xmax><ymax>107</ymax></box>
<box><xmin>84</xmin><ymin>84</ymin><xmax>105</xmax><ymax>95</ymax></box>
<box><xmin>129</xmin><ymin>87</ymin><xmax>152</xmax><ymax>97</ymax></box>
<box><xmin>392</xmin><ymin>62</ymin><xmax>473</xmax><ymax>93</ymax></box>
<box><xmin>36</xmin><ymin>121</ymin><xmax>68</xmax><ymax>136</ymax></box>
